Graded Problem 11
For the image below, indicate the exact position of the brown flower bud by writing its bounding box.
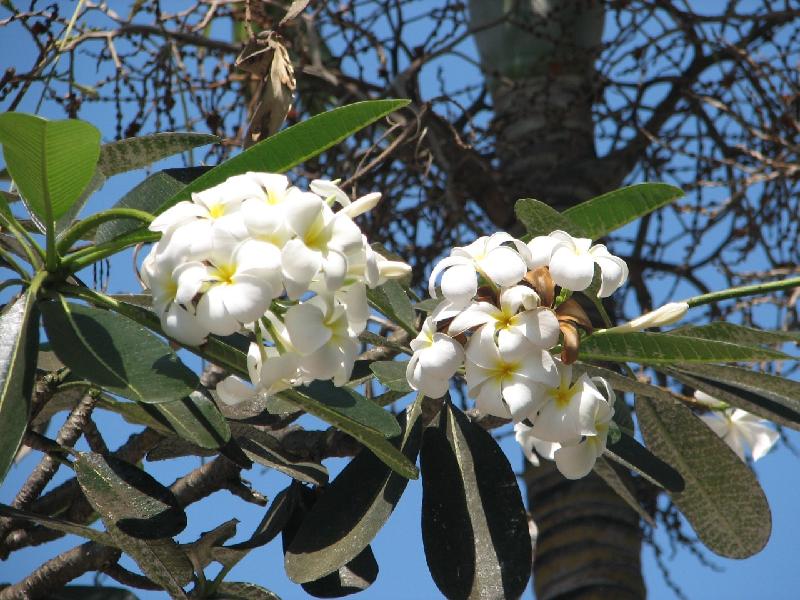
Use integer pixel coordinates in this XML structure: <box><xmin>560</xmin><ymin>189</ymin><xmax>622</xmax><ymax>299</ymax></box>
<box><xmin>523</xmin><ymin>267</ymin><xmax>555</xmax><ymax>308</ymax></box>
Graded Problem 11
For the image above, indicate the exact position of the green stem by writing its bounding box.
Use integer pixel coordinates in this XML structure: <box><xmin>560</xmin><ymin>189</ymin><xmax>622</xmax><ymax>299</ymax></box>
<box><xmin>61</xmin><ymin>230</ymin><xmax>160</xmax><ymax>272</ymax></box>
<box><xmin>0</xmin><ymin>210</ymin><xmax>44</xmax><ymax>267</ymax></box>
<box><xmin>56</xmin><ymin>208</ymin><xmax>154</xmax><ymax>254</ymax></box>
<box><xmin>45</xmin><ymin>217</ymin><xmax>58</xmax><ymax>272</ymax></box>
<box><xmin>0</xmin><ymin>246</ymin><xmax>28</xmax><ymax>278</ymax></box>
<box><xmin>684</xmin><ymin>276</ymin><xmax>800</xmax><ymax>308</ymax></box>
<box><xmin>0</xmin><ymin>277</ymin><xmax>27</xmax><ymax>294</ymax></box>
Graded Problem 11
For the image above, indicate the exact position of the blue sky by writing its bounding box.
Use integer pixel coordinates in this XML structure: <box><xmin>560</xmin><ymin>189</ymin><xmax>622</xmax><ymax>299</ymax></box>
<box><xmin>2</xmin><ymin>3</ymin><xmax>800</xmax><ymax>598</ymax></box>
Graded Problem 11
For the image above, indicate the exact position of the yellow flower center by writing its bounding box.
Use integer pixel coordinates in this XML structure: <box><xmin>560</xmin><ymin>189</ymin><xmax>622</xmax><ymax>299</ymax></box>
<box><xmin>266</xmin><ymin>188</ymin><xmax>282</xmax><ymax>205</ymax></box>
<box><xmin>214</xmin><ymin>263</ymin><xmax>237</xmax><ymax>285</ymax></box>
<box><xmin>208</xmin><ymin>203</ymin><xmax>226</xmax><ymax>219</ymax></box>
<box><xmin>549</xmin><ymin>381</ymin><xmax>580</xmax><ymax>409</ymax></box>
<box><xmin>489</xmin><ymin>360</ymin><xmax>519</xmax><ymax>384</ymax></box>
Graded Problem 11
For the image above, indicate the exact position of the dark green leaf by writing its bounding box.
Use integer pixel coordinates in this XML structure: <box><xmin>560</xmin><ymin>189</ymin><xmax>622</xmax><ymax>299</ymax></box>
<box><xmin>97</xmin><ymin>132</ymin><xmax>219</xmax><ymax>177</ymax></box>
<box><xmin>280</xmin><ymin>384</ymin><xmax>417</xmax><ymax>480</ymax></box>
<box><xmin>366</xmin><ymin>280</ymin><xmax>417</xmax><ymax>335</ymax></box>
<box><xmin>49</xmin><ymin>586</ymin><xmax>140</xmax><ymax>600</ymax></box>
<box><xmin>0</xmin><ymin>112</ymin><xmax>101</xmax><ymax>222</ymax></box>
<box><xmin>562</xmin><ymin>183</ymin><xmax>684</xmax><ymax>239</ymax></box>
<box><xmin>591</xmin><ymin>458</ymin><xmax>655</xmax><ymax>526</ymax></box>
<box><xmin>605</xmin><ymin>432</ymin><xmax>684</xmax><ymax>492</ymax></box>
<box><xmin>514</xmin><ymin>198</ymin><xmax>583</xmax><ymax>239</ymax></box>
<box><xmin>94</xmin><ymin>167</ymin><xmax>210</xmax><ymax>244</ymax></box>
<box><xmin>230</xmin><ymin>484</ymin><xmax>299</xmax><ymax>551</ymax></box>
<box><xmin>146</xmin><ymin>436</ymin><xmax>217</xmax><ymax>461</ymax></box>
<box><xmin>230</xmin><ymin>422</ymin><xmax>328</xmax><ymax>485</ymax></box>
<box><xmin>0</xmin><ymin>292</ymin><xmax>39</xmax><ymax>483</ymax></box>
<box><xmin>74</xmin><ymin>452</ymin><xmax>193</xmax><ymax>596</ymax></box>
<box><xmin>420</xmin><ymin>403</ymin><xmax>531</xmax><ymax>600</ymax></box>
<box><xmin>580</xmin><ymin>331</ymin><xmax>788</xmax><ymax>364</ymax></box>
<box><xmin>285</xmin><ymin>406</ymin><xmax>422</xmax><ymax>583</ymax></box>
<box><xmin>144</xmin><ymin>390</ymin><xmax>231</xmax><ymax>449</ymax></box>
<box><xmin>666</xmin><ymin>365</ymin><xmax>800</xmax><ymax>430</ymax></box>
<box><xmin>671</xmin><ymin>322</ymin><xmax>800</xmax><ymax>345</ymax></box>
<box><xmin>358</xmin><ymin>330</ymin><xmax>408</xmax><ymax>353</ymax></box>
<box><xmin>211</xmin><ymin>582</ymin><xmax>281</xmax><ymax>600</ymax></box>
<box><xmin>282</xmin><ymin>487</ymin><xmax>378</xmax><ymax>598</ymax></box>
<box><xmin>0</xmin><ymin>503</ymin><xmax>114</xmax><ymax>546</ymax></box>
<box><xmin>369</xmin><ymin>360</ymin><xmax>412</xmax><ymax>393</ymax></box>
<box><xmin>413</xmin><ymin>298</ymin><xmax>441</xmax><ymax>313</ymax></box>
<box><xmin>40</xmin><ymin>297</ymin><xmax>199</xmax><ymax>404</ymax></box>
<box><xmin>636</xmin><ymin>396</ymin><xmax>771</xmax><ymax>558</ymax></box>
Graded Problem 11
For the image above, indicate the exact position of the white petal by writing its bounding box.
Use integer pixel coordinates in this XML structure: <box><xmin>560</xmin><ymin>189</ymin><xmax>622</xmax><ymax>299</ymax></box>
<box><xmin>321</xmin><ymin>249</ymin><xmax>348</xmax><ymax>291</ymax></box>
<box><xmin>514</xmin><ymin>423</ymin><xmax>542</xmax><ymax>466</ymax></box>
<box><xmin>341</xmin><ymin>192</ymin><xmax>381</xmax><ymax>218</ymax></box>
<box><xmin>515</xmin><ymin>308</ymin><xmax>560</xmax><ymax>349</ymax></box>
<box><xmin>590</xmin><ymin>245</ymin><xmax>628</xmax><ymax>297</ymax></box>
<box><xmin>441</xmin><ymin>263</ymin><xmax>479</xmax><ymax>307</ymax></box>
<box><xmin>474</xmin><ymin>379</ymin><xmax>510</xmax><ymax>418</ymax></box>
<box><xmin>216</xmin><ymin>376</ymin><xmax>256</xmax><ymax>406</ymax></box>
<box><xmin>195</xmin><ymin>287</ymin><xmax>240</xmax><ymax>336</ymax></box>
<box><xmin>284</xmin><ymin>302</ymin><xmax>331</xmax><ymax>355</ymax></box>
<box><xmin>554</xmin><ymin>440</ymin><xmax>600</xmax><ymax>479</ymax></box>
<box><xmin>502</xmin><ymin>379</ymin><xmax>539</xmax><ymax>422</ymax></box>
<box><xmin>281</xmin><ymin>239</ymin><xmax>322</xmax><ymax>299</ymax></box>
<box><xmin>447</xmin><ymin>303</ymin><xmax>495</xmax><ymax>336</ymax></box>
<box><xmin>480</xmin><ymin>247</ymin><xmax>526</xmax><ymax>287</ymax></box>
<box><xmin>286</xmin><ymin>192</ymin><xmax>325</xmax><ymax>236</ymax></box>
<box><xmin>428</xmin><ymin>255</ymin><xmax>472</xmax><ymax>299</ymax></box>
<box><xmin>549</xmin><ymin>246</ymin><xmax>596</xmax><ymax>291</ymax></box>
<box><xmin>527</xmin><ymin>235</ymin><xmax>562</xmax><ymax>268</ymax></box>
<box><xmin>161</xmin><ymin>303</ymin><xmax>208</xmax><ymax>346</ymax></box>
<box><xmin>221</xmin><ymin>277</ymin><xmax>272</xmax><ymax>323</ymax></box>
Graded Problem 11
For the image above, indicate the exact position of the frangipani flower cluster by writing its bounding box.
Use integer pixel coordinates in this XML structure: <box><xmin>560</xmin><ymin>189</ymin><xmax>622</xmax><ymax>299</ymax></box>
<box><xmin>695</xmin><ymin>391</ymin><xmax>779</xmax><ymax>462</ymax></box>
<box><xmin>407</xmin><ymin>230</ymin><xmax>628</xmax><ymax>479</ymax></box>
<box><xmin>141</xmin><ymin>172</ymin><xmax>410</xmax><ymax>399</ymax></box>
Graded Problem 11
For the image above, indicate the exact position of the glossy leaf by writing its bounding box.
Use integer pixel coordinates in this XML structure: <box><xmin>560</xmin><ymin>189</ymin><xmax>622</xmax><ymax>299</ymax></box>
<box><xmin>580</xmin><ymin>331</ymin><xmax>787</xmax><ymax>364</ymax></box>
<box><xmin>97</xmin><ymin>132</ymin><xmax>219</xmax><ymax>177</ymax></box>
<box><xmin>670</xmin><ymin>322</ymin><xmax>800</xmax><ymax>345</ymax></box>
<box><xmin>0</xmin><ymin>503</ymin><xmax>115</xmax><ymax>546</ymax></box>
<box><xmin>369</xmin><ymin>360</ymin><xmax>413</xmax><ymax>393</ymax></box>
<box><xmin>635</xmin><ymin>396</ymin><xmax>771</xmax><ymax>558</ymax></box>
<box><xmin>0</xmin><ymin>292</ymin><xmax>39</xmax><ymax>483</ymax></box>
<box><xmin>230</xmin><ymin>422</ymin><xmax>328</xmax><ymax>485</ymax></box>
<box><xmin>0</xmin><ymin>112</ymin><xmax>100</xmax><ymax>222</ymax></box>
<box><xmin>74</xmin><ymin>452</ymin><xmax>193</xmax><ymax>596</ymax></box>
<box><xmin>366</xmin><ymin>280</ymin><xmax>417</xmax><ymax>335</ymax></box>
<box><xmin>514</xmin><ymin>197</ymin><xmax>583</xmax><ymax>239</ymax></box>
<box><xmin>605</xmin><ymin>432</ymin><xmax>684</xmax><ymax>492</ymax></box>
<box><xmin>94</xmin><ymin>167</ymin><xmax>210</xmax><ymax>244</ymax></box>
<box><xmin>285</xmin><ymin>407</ymin><xmax>422</xmax><ymax>583</ymax></box>
<box><xmin>230</xmin><ymin>484</ymin><xmax>299</xmax><ymax>551</ymax></box>
<box><xmin>40</xmin><ymin>297</ymin><xmax>199</xmax><ymax>404</ymax></box>
<box><xmin>280</xmin><ymin>385</ymin><xmax>417</xmax><ymax>480</ymax></box>
<box><xmin>592</xmin><ymin>458</ymin><xmax>654</xmax><ymax>526</ymax></box>
<box><xmin>420</xmin><ymin>403</ymin><xmax>531</xmax><ymax>600</ymax></box>
<box><xmin>562</xmin><ymin>183</ymin><xmax>683</xmax><ymax>239</ymax></box>
<box><xmin>145</xmin><ymin>390</ymin><xmax>231</xmax><ymax>449</ymax></box>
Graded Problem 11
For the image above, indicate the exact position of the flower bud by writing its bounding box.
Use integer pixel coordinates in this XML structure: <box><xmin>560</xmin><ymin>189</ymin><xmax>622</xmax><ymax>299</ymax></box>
<box><xmin>607</xmin><ymin>301</ymin><xmax>689</xmax><ymax>333</ymax></box>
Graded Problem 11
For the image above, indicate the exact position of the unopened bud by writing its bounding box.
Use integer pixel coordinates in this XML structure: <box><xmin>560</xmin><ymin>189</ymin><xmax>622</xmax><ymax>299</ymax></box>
<box><xmin>607</xmin><ymin>301</ymin><xmax>689</xmax><ymax>333</ymax></box>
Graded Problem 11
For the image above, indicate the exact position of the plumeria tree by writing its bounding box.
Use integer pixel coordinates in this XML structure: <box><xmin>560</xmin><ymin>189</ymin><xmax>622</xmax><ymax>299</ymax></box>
<box><xmin>1</xmin><ymin>96</ymin><xmax>799</xmax><ymax>599</ymax></box>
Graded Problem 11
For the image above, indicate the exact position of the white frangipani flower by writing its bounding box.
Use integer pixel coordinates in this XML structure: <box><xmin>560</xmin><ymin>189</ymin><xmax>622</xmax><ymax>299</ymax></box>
<box><xmin>448</xmin><ymin>285</ymin><xmax>560</xmax><ymax>354</ymax></box>
<box><xmin>529</xmin><ymin>360</ymin><xmax>606</xmax><ymax>444</ymax></box>
<box><xmin>429</xmin><ymin>232</ymin><xmax>531</xmax><ymax>311</ymax></box>
<box><xmin>465</xmin><ymin>326</ymin><xmax>558</xmax><ymax>421</ymax></box>
<box><xmin>216</xmin><ymin>342</ymin><xmax>300</xmax><ymax>405</ymax></box>
<box><xmin>698</xmin><ymin>397</ymin><xmax>778</xmax><ymax>462</ymax></box>
<box><xmin>528</xmin><ymin>230</ymin><xmax>628</xmax><ymax>297</ymax></box>
<box><xmin>514</xmin><ymin>422</ymin><xmax>558</xmax><ymax>467</ymax></box>
<box><xmin>607</xmin><ymin>301</ymin><xmax>689</xmax><ymax>333</ymax></box>
<box><xmin>239</xmin><ymin>172</ymin><xmax>295</xmax><ymax>244</ymax></box>
<box><xmin>553</xmin><ymin>385</ymin><xmax>615</xmax><ymax>479</ymax></box>
<box><xmin>406</xmin><ymin>318</ymin><xmax>465</xmax><ymax>399</ymax></box>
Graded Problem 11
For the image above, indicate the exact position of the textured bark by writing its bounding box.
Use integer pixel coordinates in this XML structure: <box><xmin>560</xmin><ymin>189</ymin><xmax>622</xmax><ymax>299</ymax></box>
<box><xmin>469</xmin><ymin>1</ymin><xmax>646</xmax><ymax>598</ymax></box>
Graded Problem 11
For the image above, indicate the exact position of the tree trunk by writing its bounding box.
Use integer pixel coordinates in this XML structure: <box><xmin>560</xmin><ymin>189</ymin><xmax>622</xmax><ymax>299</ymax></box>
<box><xmin>470</xmin><ymin>2</ymin><xmax>646</xmax><ymax>597</ymax></box>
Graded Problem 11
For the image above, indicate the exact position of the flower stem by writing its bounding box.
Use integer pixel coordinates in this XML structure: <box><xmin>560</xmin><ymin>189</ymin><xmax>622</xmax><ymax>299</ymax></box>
<box><xmin>684</xmin><ymin>276</ymin><xmax>800</xmax><ymax>308</ymax></box>
<box><xmin>56</xmin><ymin>208</ymin><xmax>154</xmax><ymax>255</ymax></box>
<box><xmin>61</xmin><ymin>230</ymin><xmax>160</xmax><ymax>272</ymax></box>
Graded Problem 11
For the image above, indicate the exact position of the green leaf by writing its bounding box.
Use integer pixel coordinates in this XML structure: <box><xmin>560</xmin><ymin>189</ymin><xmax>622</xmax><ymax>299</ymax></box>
<box><xmin>74</xmin><ymin>452</ymin><xmax>193</xmax><ymax>597</ymax></box>
<box><xmin>230</xmin><ymin>484</ymin><xmax>299</xmax><ymax>551</ymax></box>
<box><xmin>211</xmin><ymin>582</ymin><xmax>281</xmax><ymax>600</ymax></box>
<box><xmin>230</xmin><ymin>422</ymin><xmax>328</xmax><ymax>485</ymax></box>
<box><xmin>605</xmin><ymin>432</ymin><xmax>684</xmax><ymax>492</ymax></box>
<box><xmin>0</xmin><ymin>291</ymin><xmax>39</xmax><ymax>484</ymax></box>
<box><xmin>562</xmin><ymin>182</ymin><xmax>684</xmax><ymax>239</ymax></box>
<box><xmin>74</xmin><ymin>452</ymin><xmax>187</xmax><ymax>539</ymax></box>
<box><xmin>579</xmin><ymin>331</ymin><xmax>788</xmax><ymax>364</ymax></box>
<box><xmin>413</xmin><ymin>298</ymin><xmax>441</xmax><ymax>313</ymax></box>
<box><xmin>144</xmin><ymin>390</ymin><xmax>232</xmax><ymax>449</ymax></box>
<box><xmin>281</xmin><ymin>385</ymin><xmax>416</xmax><ymax>480</ymax></box>
<box><xmin>94</xmin><ymin>167</ymin><xmax>210</xmax><ymax>244</ymax></box>
<box><xmin>143</xmin><ymin>100</ymin><xmax>408</xmax><ymax>225</ymax></box>
<box><xmin>97</xmin><ymin>132</ymin><xmax>219</xmax><ymax>177</ymax></box>
<box><xmin>514</xmin><ymin>198</ymin><xmax>583</xmax><ymax>239</ymax></box>
<box><xmin>0</xmin><ymin>503</ymin><xmax>114</xmax><ymax>546</ymax></box>
<box><xmin>670</xmin><ymin>322</ymin><xmax>800</xmax><ymax>346</ymax></box>
<box><xmin>282</xmin><ymin>486</ymin><xmax>378</xmax><ymax>598</ymax></box>
<box><xmin>48</xmin><ymin>586</ymin><xmax>140</xmax><ymax>600</ymax></box>
<box><xmin>0</xmin><ymin>112</ymin><xmax>100</xmax><ymax>222</ymax></box>
<box><xmin>592</xmin><ymin>458</ymin><xmax>655</xmax><ymax>526</ymax></box>
<box><xmin>420</xmin><ymin>403</ymin><xmax>531</xmax><ymax>600</ymax></box>
<box><xmin>40</xmin><ymin>297</ymin><xmax>199</xmax><ymax>404</ymax></box>
<box><xmin>574</xmin><ymin>362</ymin><xmax>675</xmax><ymax>403</ymax></box>
<box><xmin>666</xmin><ymin>364</ymin><xmax>800</xmax><ymax>430</ymax></box>
<box><xmin>366</xmin><ymin>280</ymin><xmax>417</xmax><ymax>335</ymax></box>
<box><xmin>369</xmin><ymin>360</ymin><xmax>412</xmax><ymax>393</ymax></box>
<box><xmin>285</xmin><ymin>406</ymin><xmax>422</xmax><ymax>583</ymax></box>
<box><xmin>635</xmin><ymin>396</ymin><xmax>772</xmax><ymax>558</ymax></box>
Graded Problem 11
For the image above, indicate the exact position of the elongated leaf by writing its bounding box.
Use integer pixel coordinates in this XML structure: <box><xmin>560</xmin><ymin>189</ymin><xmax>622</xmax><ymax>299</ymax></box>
<box><xmin>0</xmin><ymin>292</ymin><xmax>39</xmax><ymax>483</ymax></box>
<box><xmin>574</xmin><ymin>362</ymin><xmax>675</xmax><ymax>403</ymax></box>
<box><xmin>280</xmin><ymin>385</ymin><xmax>416</xmax><ymax>480</ymax></box>
<box><xmin>98</xmin><ymin>132</ymin><xmax>219</xmax><ymax>177</ymax></box>
<box><xmin>230</xmin><ymin>422</ymin><xmax>328</xmax><ymax>485</ymax></box>
<box><xmin>605</xmin><ymin>432</ymin><xmax>684</xmax><ymax>492</ymax></box>
<box><xmin>421</xmin><ymin>403</ymin><xmax>531</xmax><ymax>600</ymax></box>
<box><xmin>49</xmin><ymin>586</ymin><xmax>140</xmax><ymax>600</ymax></box>
<box><xmin>580</xmin><ymin>331</ymin><xmax>787</xmax><ymax>364</ymax></box>
<box><xmin>40</xmin><ymin>297</ymin><xmax>199</xmax><ymax>404</ymax></box>
<box><xmin>514</xmin><ymin>197</ymin><xmax>583</xmax><ymax>239</ymax></box>
<box><xmin>127</xmin><ymin>100</ymin><xmax>407</xmax><ymax>231</ymax></box>
<box><xmin>0</xmin><ymin>503</ymin><xmax>114</xmax><ymax>546</ymax></box>
<box><xmin>285</xmin><ymin>406</ymin><xmax>422</xmax><ymax>583</ymax></box>
<box><xmin>145</xmin><ymin>390</ymin><xmax>231</xmax><ymax>449</ymax></box>
<box><xmin>94</xmin><ymin>167</ymin><xmax>210</xmax><ymax>244</ymax></box>
<box><xmin>635</xmin><ymin>396</ymin><xmax>771</xmax><ymax>558</ymax></box>
<box><xmin>0</xmin><ymin>113</ymin><xmax>101</xmax><ymax>222</ymax></box>
<box><xmin>366</xmin><ymin>280</ymin><xmax>417</xmax><ymax>335</ymax></box>
<box><xmin>212</xmin><ymin>582</ymin><xmax>281</xmax><ymax>600</ymax></box>
<box><xmin>301</xmin><ymin>381</ymin><xmax>400</xmax><ymax>438</ymax></box>
<box><xmin>666</xmin><ymin>365</ymin><xmax>800</xmax><ymax>430</ymax></box>
<box><xmin>74</xmin><ymin>452</ymin><xmax>193</xmax><ymax>596</ymax></box>
<box><xmin>562</xmin><ymin>183</ymin><xmax>684</xmax><ymax>239</ymax></box>
<box><xmin>369</xmin><ymin>360</ymin><xmax>412</xmax><ymax>393</ymax></box>
<box><xmin>283</xmin><ymin>486</ymin><xmax>378</xmax><ymax>598</ymax></box>
<box><xmin>231</xmin><ymin>484</ymin><xmax>299</xmax><ymax>551</ymax></box>
<box><xmin>592</xmin><ymin>458</ymin><xmax>655</xmax><ymax>526</ymax></box>
<box><xmin>670</xmin><ymin>322</ymin><xmax>800</xmax><ymax>346</ymax></box>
